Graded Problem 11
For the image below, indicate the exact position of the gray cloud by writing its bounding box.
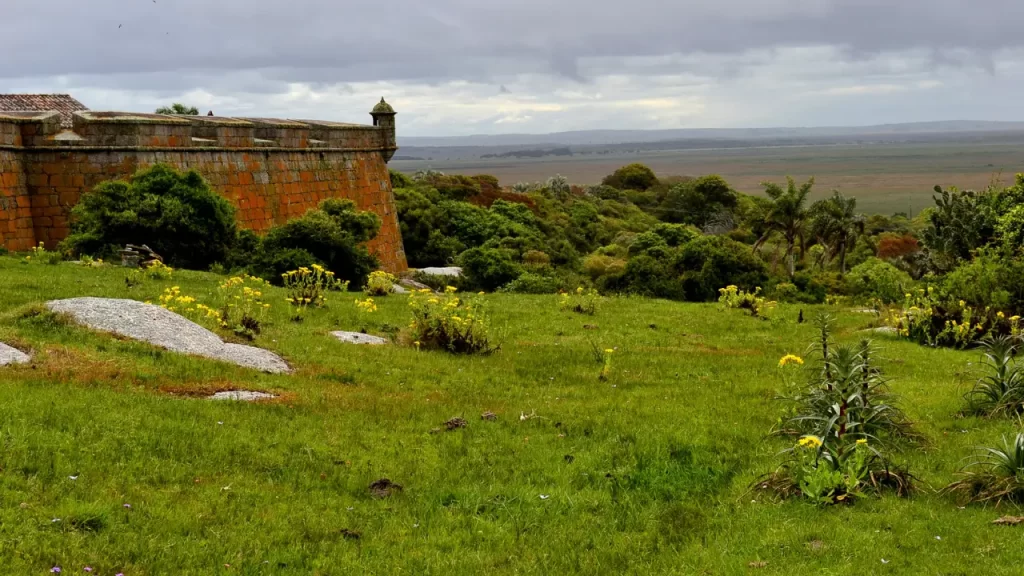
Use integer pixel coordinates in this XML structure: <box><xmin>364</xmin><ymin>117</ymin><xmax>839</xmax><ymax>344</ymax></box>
<box><xmin>3</xmin><ymin>0</ymin><xmax>1024</xmax><ymax>135</ymax></box>
<box><xmin>4</xmin><ymin>0</ymin><xmax>1023</xmax><ymax>80</ymax></box>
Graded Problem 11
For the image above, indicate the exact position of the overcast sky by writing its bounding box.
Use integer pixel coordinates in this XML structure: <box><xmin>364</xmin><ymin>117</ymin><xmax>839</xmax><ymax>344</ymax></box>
<box><xmin>4</xmin><ymin>0</ymin><xmax>1024</xmax><ymax>136</ymax></box>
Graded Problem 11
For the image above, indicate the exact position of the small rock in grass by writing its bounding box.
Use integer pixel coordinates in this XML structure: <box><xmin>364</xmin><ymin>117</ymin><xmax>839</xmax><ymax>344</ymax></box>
<box><xmin>331</xmin><ymin>331</ymin><xmax>387</xmax><ymax>345</ymax></box>
<box><xmin>583</xmin><ymin>324</ymin><xmax>598</xmax><ymax>330</ymax></box>
<box><xmin>748</xmin><ymin>561</ymin><xmax>768</xmax><ymax>568</ymax></box>
<box><xmin>862</xmin><ymin>326</ymin><xmax>899</xmax><ymax>335</ymax></box>
<box><xmin>0</xmin><ymin>343</ymin><xmax>30</xmax><ymax>366</ymax></box>
<box><xmin>391</xmin><ymin>284</ymin><xmax>409</xmax><ymax>294</ymax></box>
<box><xmin>208</xmin><ymin>390</ymin><xmax>277</xmax><ymax>402</ymax></box>
<box><xmin>369</xmin><ymin>478</ymin><xmax>402</xmax><ymax>498</ymax></box>
<box><xmin>481</xmin><ymin>411</ymin><xmax>497</xmax><ymax>421</ymax></box>
<box><xmin>445</xmin><ymin>417</ymin><xmax>468</xmax><ymax>431</ymax></box>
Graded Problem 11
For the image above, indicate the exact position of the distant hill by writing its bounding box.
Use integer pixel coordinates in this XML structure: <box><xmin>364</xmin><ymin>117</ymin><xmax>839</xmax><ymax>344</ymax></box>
<box><xmin>399</xmin><ymin>121</ymin><xmax>1024</xmax><ymax>148</ymax></box>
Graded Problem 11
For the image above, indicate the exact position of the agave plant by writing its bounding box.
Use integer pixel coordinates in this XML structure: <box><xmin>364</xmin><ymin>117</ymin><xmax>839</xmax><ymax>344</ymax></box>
<box><xmin>945</xmin><ymin>433</ymin><xmax>1024</xmax><ymax>505</ymax></box>
<box><xmin>780</xmin><ymin>314</ymin><xmax>917</xmax><ymax>447</ymax></box>
<box><xmin>964</xmin><ymin>335</ymin><xmax>1024</xmax><ymax>416</ymax></box>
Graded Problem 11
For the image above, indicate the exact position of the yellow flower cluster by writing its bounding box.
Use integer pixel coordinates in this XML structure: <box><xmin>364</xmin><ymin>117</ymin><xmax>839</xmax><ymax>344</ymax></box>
<box><xmin>778</xmin><ymin>354</ymin><xmax>804</xmax><ymax>368</ymax></box>
<box><xmin>798</xmin><ymin>436</ymin><xmax>823</xmax><ymax>448</ymax></box>
<box><xmin>355</xmin><ymin>297</ymin><xmax>378</xmax><ymax>313</ymax></box>
<box><xmin>406</xmin><ymin>285</ymin><xmax>492</xmax><ymax>353</ymax></box>
<box><xmin>145</xmin><ymin>260</ymin><xmax>174</xmax><ymax>280</ymax></box>
<box><xmin>364</xmin><ymin>270</ymin><xmax>398</xmax><ymax>296</ymax></box>
<box><xmin>158</xmin><ymin>286</ymin><xmax>196</xmax><ymax>313</ymax></box>
<box><xmin>283</xmin><ymin>265</ymin><xmax>344</xmax><ymax>312</ymax></box>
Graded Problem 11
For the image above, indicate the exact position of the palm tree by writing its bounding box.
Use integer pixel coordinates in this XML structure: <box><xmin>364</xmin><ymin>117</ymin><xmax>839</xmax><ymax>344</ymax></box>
<box><xmin>810</xmin><ymin>191</ymin><xmax>864</xmax><ymax>274</ymax></box>
<box><xmin>753</xmin><ymin>177</ymin><xmax>814</xmax><ymax>278</ymax></box>
<box><xmin>155</xmin><ymin>103</ymin><xmax>199</xmax><ymax>115</ymax></box>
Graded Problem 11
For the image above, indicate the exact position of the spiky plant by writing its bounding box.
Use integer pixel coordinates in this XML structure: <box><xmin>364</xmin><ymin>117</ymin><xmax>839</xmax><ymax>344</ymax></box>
<box><xmin>964</xmin><ymin>335</ymin><xmax>1024</xmax><ymax>416</ymax></box>
<box><xmin>779</xmin><ymin>314</ymin><xmax>917</xmax><ymax>447</ymax></box>
<box><xmin>945</xmin><ymin>433</ymin><xmax>1024</xmax><ymax>505</ymax></box>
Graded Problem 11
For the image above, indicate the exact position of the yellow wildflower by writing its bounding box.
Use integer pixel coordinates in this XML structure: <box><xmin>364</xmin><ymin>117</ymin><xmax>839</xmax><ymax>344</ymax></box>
<box><xmin>856</xmin><ymin>439</ymin><xmax>868</xmax><ymax>445</ymax></box>
<box><xmin>604</xmin><ymin>349</ymin><xmax>614</xmax><ymax>353</ymax></box>
<box><xmin>778</xmin><ymin>354</ymin><xmax>804</xmax><ymax>368</ymax></box>
<box><xmin>798</xmin><ymin>436</ymin><xmax>822</xmax><ymax>448</ymax></box>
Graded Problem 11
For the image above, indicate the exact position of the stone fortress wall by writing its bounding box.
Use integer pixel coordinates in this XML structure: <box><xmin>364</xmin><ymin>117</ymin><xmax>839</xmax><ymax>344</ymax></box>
<box><xmin>0</xmin><ymin>99</ymin><xmax>407</xmax><ymax>272</ymax></box>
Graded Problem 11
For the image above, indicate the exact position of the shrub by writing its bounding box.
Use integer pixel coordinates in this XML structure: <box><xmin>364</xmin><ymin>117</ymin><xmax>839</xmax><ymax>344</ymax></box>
<box><xmin>258</xmin><ymin>199</ymin><xmax>380</xmax><ymax>286</ymax></box>
<box><xmin>945</xmin><ymin>433</ymin><xmax>1024</xmax><ymax>505</ymax></box>
<box><xmin>887</xmin><ymin>289</ymin><xmax>1009</xmax><ymax>349</ymax></box>
<box><xmin>503</xmin><ymin>273</ymin><xmax>560</xmax><ymax>294</ymax></box>
<box><xmin>560</xmin><ymin>287</ymin><xmax>600</xmax><ymax>315</ymax></box>
<box><xmin>603</xmin><ymin>254</ymin><xmax>684</xmax><ymax>300</ymax></box>
<box><xmin>407</xmin><ymin>287</ymin><xmax>495</xmax><ymax>354</ymax></box>
<box><xmin>602</xmin><ymin>163</ymin><xmax>658</xmax><ymax>191</ymax></box>
<box><xmin>389</xmin><ymin>169</ymin><xmax>414</xmax><ymax>189</ymax></box>
<box><xmin>61</xmin><ymin>164</ymin><xmax>237</xmax><ymax>269</ymax></box>
<box><xmin>583</xmin><ymin>254</ymin><xmax>627</xmax><ymax>281</ymax></box>
<box><xmin>364</xmin><ymin>270</ymin><xmax>397</xmax><ymax>296</ymax></box>
<box><xmin>421</xmin><ymin>173</ymin><xmax>481</xmax><ymax>200</ymax></box>
<box><xmin>876</xmin><ymin>233</ymin><xmax>920</xmax><ymax>259</ymax></box>
<box><xmin>675</xmin><ymin>236</ymin><xmax>768</xmax><ymax>302</ymax></box>
<box><xmin>845</xmin><ymin>258</ymin><xmax>913</xmax><ymax>304</ymax></box>
<box><xmin>651</xmin><ymin>223</ymin><xmax>700</xmax><ymax>247</ymax></box>
<box><xmin>718</xmin><ymin>286</ymin><xmax>775</xmax><ymax>319</ymax></box>
<box><xmin>458</xmin><ymin>247</ymin><xmax>523</xmax><ymax>291</ymax></box>
<box><xmin>943</xmin><ymin>250</ymin><xmax>1024</xmax><ymax>312</ymax></box>
<box><xmin>522</xmin><ymin>249</ymin><xmax>551</xmax><ymax>268</ymax></box>
<box><xmin>772</xmin><ymin>282</ymin><xmax>800</xmax><ymax>303</ymax></box>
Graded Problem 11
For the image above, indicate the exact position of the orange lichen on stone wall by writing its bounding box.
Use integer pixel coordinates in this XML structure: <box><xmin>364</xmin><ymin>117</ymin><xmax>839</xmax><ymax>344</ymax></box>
<box><xmin>0</xmin><ymin>105</ymin><xmax>406</xmax><ymax>272</ymax></box>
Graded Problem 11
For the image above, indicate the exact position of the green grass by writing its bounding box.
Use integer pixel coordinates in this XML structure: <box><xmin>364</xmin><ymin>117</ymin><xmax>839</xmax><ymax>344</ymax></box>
<box><xmin>2</xmin><ymin>256</ymin><xmax>1024</xmax><ymax>574</ymax></box>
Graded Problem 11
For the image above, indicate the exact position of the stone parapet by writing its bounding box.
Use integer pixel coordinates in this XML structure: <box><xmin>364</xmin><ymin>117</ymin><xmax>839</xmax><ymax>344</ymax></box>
<box><xmin>0</xmin><ymin>102</ymin><xmax>406</xmax><ymax>272</ymax></box>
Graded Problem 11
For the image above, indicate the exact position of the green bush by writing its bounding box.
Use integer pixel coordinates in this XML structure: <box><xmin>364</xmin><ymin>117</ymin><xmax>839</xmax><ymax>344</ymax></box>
<box><xmin>846</xmin><ymin>258</ymin><xmax>913</xmax><ymax>303</ymax></box>
<box><xmin>602</xmin><ymin>163</ymin><xmax>658</xmax><ymax>191</ymax></box>
<box><xmin>674</xmin><ymin>236</ymin><xmax>768</xmax><ymax>302</ymax></box>
<box><xmin>389</xmin><ymin>169</ymin><xmax>414</xmax><ymax>189</ymax></box>
<box><xmin>61</xmin><ymin>164</ymin><xmax>237</xmax><ymax>269</ymax></box>
<box><xmin>602</xmin><ymin>254</ymin><xmax>684</xmax><ymax>300</ymax></box>
<box><xmin>458</xmin><ymin>247</ymin><xmax>523</xmax><ymax>291</ymax></box>
<box><xmin>944</xmin><ymin>250</ymin><xmax>1024</xmax><ymax>312</ymax></box>
<box><xmin>255</xmin><ymin>199</ymin><xmax>380</xmax><ymax>286</ymax></box>
<box><xmin>628</xmin><ymin>231</ymin><xmax>669</xmax><ymax>256</ymax></box>
<box><xmin>651</xmin><ymin>223</ymin><xmax>700</xmax><ymax>247</ymax></box>
<box><xmin>503</xmin><ymin>272</ymin><xmax>560</xmax><ymax>294</ymax></box>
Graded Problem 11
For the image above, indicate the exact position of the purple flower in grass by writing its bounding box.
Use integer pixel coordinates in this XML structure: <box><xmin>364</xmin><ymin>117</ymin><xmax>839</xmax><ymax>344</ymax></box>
<box><xmin>84</xmin><ymin>568</ymin><xmax>93</xmax><ymax>573</ymax></box>
<box><xmin>50</xmin><ymin>568</ymin><xmax>61</xmax><ymax>574</ymax></box>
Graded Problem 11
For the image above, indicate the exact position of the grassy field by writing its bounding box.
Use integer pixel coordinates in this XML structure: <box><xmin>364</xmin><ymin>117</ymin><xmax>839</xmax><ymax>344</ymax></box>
<box><xmin>2</xmin><ymin>257</ymin><xmax>1024</xmax><ymax>574</ymax></box>
<box><xmin>392</xmin><ymin>141</ymin><xmax>1024</xmax><ymax>215</ymax></box>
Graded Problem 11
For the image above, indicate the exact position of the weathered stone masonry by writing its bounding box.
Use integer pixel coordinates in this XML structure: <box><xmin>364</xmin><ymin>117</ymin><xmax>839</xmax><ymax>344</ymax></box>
<box><xmin>0</xmin><ymin>100</ymin><xmax>407</xmax><ymax>272</ymax></box>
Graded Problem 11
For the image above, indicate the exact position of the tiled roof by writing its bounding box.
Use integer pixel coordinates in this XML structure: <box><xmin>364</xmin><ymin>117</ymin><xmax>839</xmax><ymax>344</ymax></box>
<box><xmin>0</xmin><ymin>94</ymin><xmax>88</xmax><ymax>129</ymax></box>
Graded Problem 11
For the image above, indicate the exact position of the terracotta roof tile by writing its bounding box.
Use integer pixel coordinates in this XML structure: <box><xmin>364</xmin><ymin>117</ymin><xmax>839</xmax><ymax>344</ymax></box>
<box><xmin>0</xmin><ymin>94</ymin><xmax>88</xmax><ymax>129</ymax></box>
